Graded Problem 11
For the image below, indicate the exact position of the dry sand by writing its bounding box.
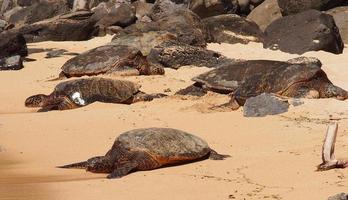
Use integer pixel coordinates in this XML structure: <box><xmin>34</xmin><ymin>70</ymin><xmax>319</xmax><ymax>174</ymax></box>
<box><xmin>1</xmin><ymin>35</ymin><xmax>348</xmax><ymax>200</ymax></box>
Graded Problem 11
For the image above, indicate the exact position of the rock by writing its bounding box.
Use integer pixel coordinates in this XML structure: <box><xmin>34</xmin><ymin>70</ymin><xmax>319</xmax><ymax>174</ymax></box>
<box><xmin>188</xmin><ymin>0</ymin><xmax>238</xmax><ymax>18</ymax></box>
<box><xmin>147</xmin><ymin>41</ymin><xmax>233</xmax><ymax>69</ymax></box>
<box><xmin>5</xmin><ymin>10</ymin><xmax>97</xmax><ymax>43</ymax></box>
<box><xmin>247</xmin><ymin>0</ymin><xmax>282</xmax><ymax>31</ymax></box>
<box><xmin>328</xmin><ymin>193</ymin><xmax>348</xmax><ymax>200</ymax></box>
<box><xmin>96</xmin><ymin>3</ymin><xmax>136</xmax><ymax>29</ymax></box>
<box><xmin>0</xmin><ymin>32</ymin><xmax>27</xmax><ymax>58</ymax></box>
<box><xmin>125</xmin><ymin>9</ymin><xmax>207</xmax><ymax>46</ymax></box>
<box><xmin>45</xmin><ymin>49</ymin><xmax>68</xmax><ymax>58</ymax></box>
<box><xmin>264</xmin><ymin>9</ymin><xmax>344</xmax><ymax>54</ymax></box>
<box><xmin>149</xmin><ymin>0</ymin><xmax>185</xmax><ymax>21</ymax></box>
<box><xmin>203</xmin><ymin>14</ymin><xmax>264</xmax><ymax>44</ymax></box>
<box><xmin>7</xmin><ymin>0</ymin><xmax>70</xmax><ymax>27</ymax></box>
<box><xmin>277</xmin><ymin>0</ymin><xmax>345</xmax><ymax>16</ymax></box>
<box><xmin>243</xmin><ymin>93</ymin><xmax>290</xmax><ymax>117</ymax></box>
<box><xmin>105</xmin><ymin>25</ymin><xmax>123</xmax><ymax>35</ymax></box>
<box><xmin>132</xmin><ymin>1</ymin><xmax>153</xmax><ymax>19</ymax></box>
<box><xmin>326</xmin><ymin>6</ymin><xmax>348</xmax><ymax>44</ymax></box>
<box><xmin>111</xmin><ymin>31</ymin><xmax>177</xmax><ymax>55</ymax></box>
<box><xmin>0</xmin><ymin>55</ymin><xmax>23</xmax><ymax>70</ymax></box>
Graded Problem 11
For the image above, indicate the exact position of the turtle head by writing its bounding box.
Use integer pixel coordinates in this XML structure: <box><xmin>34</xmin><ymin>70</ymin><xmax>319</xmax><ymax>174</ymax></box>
<box><xmin>323</xmin><ymin>84</ymin><xmax>348</xmax><ymax>100</ymax></box>
<box><xmin>85</xmin><ymin>156</ymin><xmax>113</xmax><ymax>173</ymax></box>
<box><xmin>57</xmin><ymin>156</ymin><xmax>113</xmax><ymax>173</ymax></box>
<box><xmin>25</xmin><ymin>94</ymin><xmax>49</xmax><ymax>107</ymax></box>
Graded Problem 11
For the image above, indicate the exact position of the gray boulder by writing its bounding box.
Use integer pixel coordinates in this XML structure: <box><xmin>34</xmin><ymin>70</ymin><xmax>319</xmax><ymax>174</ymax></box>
<box><xmin>264</xmin><ymin>9</ymin><xmax>344</xmax><ymax>54</ymax></box>
<box><xmin>243</xmin><ymin>93</ymin><xmax>289</xmax><ymax>117</ymax></box>
<box><xmin>326</xmin><ymin>6</ymin><xmax>348</xmax><ymax>44</ymax></box>
<box><xmin>247</xmin><ymin>0</ymin><xmax>282</xmax><ymax>31</ymax></box>
<box><xmin>277</xmin><ymin>0</ymin><xmax>346</xmax><ymax>16</ymax></box>
<box><xmin>0</xmin><ymin>55</ymin><xmax>23</xmax><ymax>70</ymax></box>
<box><xmin>203</xmin><ymin>14</ymin><xmax>264</xmax><ymax>44</ymax></box>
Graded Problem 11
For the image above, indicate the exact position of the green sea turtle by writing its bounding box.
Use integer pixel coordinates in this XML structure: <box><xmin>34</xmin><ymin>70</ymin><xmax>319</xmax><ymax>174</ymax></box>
<box><xmin>176</xmin><ymin>57</ymin><xmax>348</xmax><ymax>109</ymax></box>
<box><xmin>25</xmin><ymin>77</ymin><xmax>165</xmax><ymax>111</ymax></box>
<box><xmin>58</xmin><ymin>127</ymin><xmax>229</xmax><ymax>178</ymax></box>
<box><xmin>55</xmin><ymin>45</ymin><xmax>164</xmax><ymax>80</ymax></box>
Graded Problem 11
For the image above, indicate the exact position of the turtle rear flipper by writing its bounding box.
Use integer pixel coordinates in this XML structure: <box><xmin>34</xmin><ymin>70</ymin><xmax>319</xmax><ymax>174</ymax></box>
<box><xmin>209</xmin><ymin>149</ymin><xmax>230</xmax><ymax>160</ymax></box>
<box><xmin>210</xmin><ymin>96</ymin><xmax>240</xmax><ymax>111</ymax></box>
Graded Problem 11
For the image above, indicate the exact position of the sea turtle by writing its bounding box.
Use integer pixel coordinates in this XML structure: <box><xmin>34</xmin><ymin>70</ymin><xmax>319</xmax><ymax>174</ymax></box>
<box><xmin>58</xmin><ymin>127</ymin><xmax>229</xmax><ymax>179</ymax></box>
<box><xmin>176</xmin><ymin>57</ymin><xmax>348</xmax><ymax>109</ymax></box>
<box><xmin>55</xmin><ymin>45</ymin><xmax>164</xmax><ymax>80</ymax></box>
<box><xmin>25</xmin><ymin>77</ymin><xmax>165</xmax><ymax>111</ymax></box>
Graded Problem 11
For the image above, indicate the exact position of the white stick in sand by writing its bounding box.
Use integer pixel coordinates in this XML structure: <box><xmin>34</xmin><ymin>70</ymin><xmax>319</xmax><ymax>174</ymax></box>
<box><xmin>317</xmin><ymin>122</ymin><xmax>348</xmax><ymax>171</ymax></box>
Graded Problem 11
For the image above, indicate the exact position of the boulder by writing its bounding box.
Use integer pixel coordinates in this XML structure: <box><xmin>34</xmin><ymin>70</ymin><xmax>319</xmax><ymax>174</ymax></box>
<box><xmin>125</xmin><ymin>9</ymin><xmax>207</xmax><ymax>46</ymax></box>
<box><xmin>277</xmin><ymin>0</ymin><xmax>346</xmax><ymax>16</ymax></box>
<box><xmin>5</xmin><ymin>10</ymin><xmax>97</xmax><ymax>43</ymax></box>
<box><xmin>264</xmin><ymin>9</ymin><xmax>344</xmax><ymax>54</ymax></box>
<box><xmin>247</xmin><ymin>0</ymin><xmax>282</xmax><ymax>31</ymax></box>
<box><xmin>203</xmin><ymin>14</ymin><xmax>264</xmax><ymax>44</ymax></box>
<box><xmin>96</xmin><ymin>3</ymin><xmax>136</xmax><ymax>28</ymax></box>
<box><xmin>7</xmin><ymin>0</ymin><xmax>70</xmax><ymax>27</ymax></box>
<box><xmin>132</xmin><ymin>1</ymin><xmax>153</xmax><ymax>20</ymax></box>
<box><xmin>0</xmin><ymin>55</ymin><xmax>23</xmax><ymax>70</ymax></box>
<box><xmin>243</xmin><ymin>93</ymin><xmax>290</xmax><ymax>117</ymax></box>
<box><xmin>149</xmin><ymin>0</ymin><xmax>185</xmax><ymax>21</ymax></box>
<box><xmin>0</xmin><ymin>32</ymin><xmax>27</xmax><ymax>58</ymax></box>
<box><xmin>188</xmin><ymin>0</ymin><xmax>238</xmax><ymax>18</ymax></box>
<box><xmin>326</xmin><ymin>6</ymin><xmax>348</xmax><ymax>44</ymax></box>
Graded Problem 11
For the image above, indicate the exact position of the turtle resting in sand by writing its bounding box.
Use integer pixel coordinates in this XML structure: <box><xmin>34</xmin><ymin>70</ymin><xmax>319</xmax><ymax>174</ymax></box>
<box><xmin>25</xmin><ymin>78</ymin><xmax>166</xmax><ymax>111</ymax></box>
<box><xmin>58</xmin><ymin>127</ymin><xmax>229</xmax><ymax>179</ymax></box>
<box><xmin>55</xmin><ymin>45</ymin><xmax>164</xmax><ymax>80</ymax></box>
<box><xmin>176</xmin><ymin>57</ymin><xmax>348</xmax><ymax>110</ymax></box>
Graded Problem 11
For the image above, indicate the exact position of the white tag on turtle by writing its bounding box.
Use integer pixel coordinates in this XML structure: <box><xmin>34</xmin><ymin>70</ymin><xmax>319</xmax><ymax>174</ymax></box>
<box><xmin>71</xmin><ymin>92</ymin><xmax>86</xmax><ymax>106</ymax></box>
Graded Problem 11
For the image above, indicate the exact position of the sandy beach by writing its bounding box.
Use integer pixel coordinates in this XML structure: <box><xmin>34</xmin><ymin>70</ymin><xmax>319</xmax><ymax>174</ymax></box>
<box><xmin>1</xmin><ymin>35</ymin><xmax>348</xmax><ymax>200</ymax></box>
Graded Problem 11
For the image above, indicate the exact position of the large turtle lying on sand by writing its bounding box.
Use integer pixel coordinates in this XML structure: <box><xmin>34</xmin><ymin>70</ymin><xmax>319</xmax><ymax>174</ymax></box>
<box><xmin>177</xmin><ymin>57</ymin><xmax>348</xmax><ymax>109</ymax></box>
<box><xmin>25</xmin><ymin>78</ymin><xmax>165</xmax><ymax>111</ymax></box>
<box><xmin>58</xmin><ymin>127</ymin><xmax>229</xmax><ymax>179</ymax></box>
<box><xmin>55</xmin><ymin>45</ymin><xmax>164</xmax><ymax>80</ymax></box>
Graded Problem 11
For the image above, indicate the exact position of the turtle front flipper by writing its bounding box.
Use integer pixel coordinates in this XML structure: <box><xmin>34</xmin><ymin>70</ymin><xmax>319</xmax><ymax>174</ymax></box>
<box><xmin>107</xmin><ymin>162</ymin><xmax>138</xmax><ymax>179</ymax></box>
<box><xmin>210</xmin><ymin>95</ymin><xmax>241</xmax><ymax>111</ymax></box>
<box><xmin>125</xmin><ymin>92</ymin><xmax>167</xmax><ymax>104</ymax></box>
<box><xmin>57</xmin><ymin>96</ymin><xmax>81</xmax><ymax>110</ymax></box>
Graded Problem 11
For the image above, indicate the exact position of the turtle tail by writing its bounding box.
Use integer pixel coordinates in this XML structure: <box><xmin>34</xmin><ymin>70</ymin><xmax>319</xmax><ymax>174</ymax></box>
<box><xmin>209</xmin><ymin>149</ymin><xmax>231</xmax><ymax>160</ymax></box>
<box><xmin>57</xmin><ymin>161</ymin><xmax>88</xmax><ymax>169</ymax></box>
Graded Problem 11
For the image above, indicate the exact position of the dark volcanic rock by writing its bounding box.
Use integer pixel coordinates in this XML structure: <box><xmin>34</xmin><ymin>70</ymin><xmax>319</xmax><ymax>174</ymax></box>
<box><xmin>149</xmin><ymin>0</ymin><xmax>185</xmax><ymax>21</ymax></box>
<box><xmin>110</xmin><ymin>31</ymin><xmax>177</xmax><ymax>55</ymax></box>
<box><xmin>7</xmin><ymin>0</ymin><xmax>70</xmax><ymax>27</ymax></box>
<box><xmin>0</xmin><ymin>32</ymin><xmax>27</xmax><ymax>58</ymax></box>
<box><xmin>188</xmin><ymin>0</ymin><xmax>238</xmax><ymax>18</ymax></box>
<box><xmin>243</xmin><ymin>93</ymin><xmax>289</xmax><ymax>117</ymax></box>
<box><xmin>203</xmin><ymin>14</ymin><xmax>264</xmax><ymax>44</ymax></box>
<box><xmin>328</xmin><ymin>193</ymin><xmax>348</xmax><ymax>200</ymax></box>
<box><xmin>264</xmin><ymin>9</ymin><xmax>344</xmax><ymax>54</ymax></box>
<box><xmin>0</xmin><ymin>55</ymin><xmax>23</xmax><ymax>70</ymax></box>
<box><xmin>96</xmin><ymin>4</ymin><xmax>136</xmax><ymax>28</ymax></box>
<box><xmin>277</xmin><ymin>0</ymin><xmax>345</xmax><ymax>16</ymax></box>
<box><xmin>147</xmin><ymin>41</ymin><xmax>233</xmax><ymax>69</ymax></box>
<box><xmin>247</xmin><ymin>0</ymin><xmax>282</xmax><ymax>31</ymax></box>
<box><xmin>125</xmin><ymin>9</ymin><xmax>207</xmax><ymax>46</ymax></box>
<box><xmin>132</xmin><ymin>1</ymin><xmax>153</xmax><ymax>20</ymax></box>
<box><xmin>326</xmin><ymin>6</ymin><xmax>348</xmax><ymax>44</ymax></box>
<box><xmin>6</xmin><ymin>11</ymin><xmax>97</xmax><ymax>43</ymax></box>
